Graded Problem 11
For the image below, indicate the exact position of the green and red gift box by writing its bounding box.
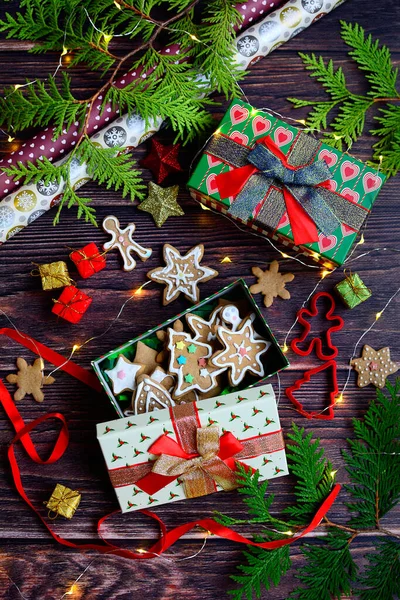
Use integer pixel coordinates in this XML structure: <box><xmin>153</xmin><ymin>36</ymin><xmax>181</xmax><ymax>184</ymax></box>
<box><xmin>188</xmin><ymin>99</ymin><xmax>385</xmax><ymax>268</ymax></box>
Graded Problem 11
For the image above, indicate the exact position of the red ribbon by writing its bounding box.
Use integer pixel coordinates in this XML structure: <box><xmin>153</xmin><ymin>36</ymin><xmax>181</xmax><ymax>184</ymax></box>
<box><xmin>215</xmin><ymin>136</ymin><xmax>325</xmax><ymax>245</ymax></box>
<box><xmin>0</xmin><ymin>328</ymin><xmax>341</xmax><ymax>559</ymax></box>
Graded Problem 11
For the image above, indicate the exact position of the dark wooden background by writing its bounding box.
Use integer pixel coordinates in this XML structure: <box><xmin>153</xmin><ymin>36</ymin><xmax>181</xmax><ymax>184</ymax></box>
<box><xmin>1</xmin><ymin>1</ymin><xmax>399</xmax><ymax>598</ymax></box>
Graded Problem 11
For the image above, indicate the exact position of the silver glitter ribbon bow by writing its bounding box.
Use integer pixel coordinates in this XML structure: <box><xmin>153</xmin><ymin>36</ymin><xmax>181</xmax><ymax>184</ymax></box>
<box><xmin>208</xmin><ymin>134</ymin><xmax>367</xmax><ymax>244</ymax></box>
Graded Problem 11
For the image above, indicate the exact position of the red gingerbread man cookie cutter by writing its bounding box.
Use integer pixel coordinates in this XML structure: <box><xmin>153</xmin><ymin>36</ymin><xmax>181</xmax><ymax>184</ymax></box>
<box><xmin>291</xmin><ymin>292</ymin><xmax>344</xmax><ymax>360</ymax></box>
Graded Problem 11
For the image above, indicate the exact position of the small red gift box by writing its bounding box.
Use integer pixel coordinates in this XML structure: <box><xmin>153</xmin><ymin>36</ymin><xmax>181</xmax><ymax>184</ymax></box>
<box><xmin>70</xmin><ymin>242</ymin><xmax>106</xmax><ymax>279</ymax></box>
<box><xmin>52</xmin><ymin>285</ymin><xmax>92</xmax><ymax>323</ymax></box>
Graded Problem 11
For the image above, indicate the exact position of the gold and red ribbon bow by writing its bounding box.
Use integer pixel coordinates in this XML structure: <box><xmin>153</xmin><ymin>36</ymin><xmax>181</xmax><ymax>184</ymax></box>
<box><xmin>109</xmin><ymin>402</ymin><xmax>285</xmax><ymax>499</ymax></box>
<box><xmin>207</xmin><ymin>133</ymin><xmax>368</xmax><ymax>246</ymax></box>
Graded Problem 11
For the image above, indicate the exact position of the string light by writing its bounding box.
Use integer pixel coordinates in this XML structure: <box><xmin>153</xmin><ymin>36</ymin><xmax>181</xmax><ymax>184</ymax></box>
<box><xmin>284</xmin><ymin>530</ymin><xmax>293</xmax><ymax>536</ymax></box>
<box><xmin>321</xmin><ymin>269</ymin><xmax>332</xmax><ymax>279</ymax></box>
<box><xmin>7</xmin><ymin>135</ymin><xmax>15</xmax><ymax>142</ymax></box>
<box><xmin>296</xmin><ymin>119</ymin><xmax>307</xmax><ymax>125</ymax></box>
<box><xmin>61</xmin><ymin>46</ymin><xmax>69</xmax><ymax>57</ymax></box>
<box><xmin>280</xmin><ymin>252</ymin><xmax>290</xmax><ymax>259</ymax></box>
<box><xmin>335</xmin><ymin>394</ymin><xmax>344</xmax><ymax>403</ymax></box>
<box><xmin>65</xmin><ymin>584</ymin><xmax>78</xmax><ymax>595</ymax></box>
<box><xmin>14</xmin><ymin>83</ymin><xmax>23</xmax><ymax>90</ymax></box>
<box><xmin>114</xmin><ymin>0</ymin><xmax>122</xmax><ymax>7</ymax></box>
<box><xmin>358</xmin><ymin>233</ymin><xmax>365</xmax><ymax>245</ymax></box>
<box><xmin>189</xmin><ymin>33</ymin><xmax>200</xmax><ymax>42</ymax></box>
<box><xmin>333</xmin><ymin>134</ymin><xmax>342</xmax><ymax>141</ymax></box>
<box><xmin>375</xmin><ymin>311</ymin><xmax>382</xmax><ymax>320</ymax></box>
<box><xmin>214</xmin><ymin>128</ymin><xmax>221</xmax><ymax>136</ymax></box>
<box><xmin>72</xmin><ymin>344</ymin><xmax>81</xmax><ymax>353</ymax></box>
<box><xmin>330</xmin><ymin>470</ymin><xmax>338</xmax><ymax>478</ymax></box>
<box><xmin>282</xmin><ymin>343</ymin><xmax>289</xmax><ymax>354</ymax></box>
<box><xmin>103</xmin><ymin>33</ymin><xmax>113</xmax><ymax>44</ymax></box>
<box><xmin>199</xmin><ymin>203</ymin><xmax>211</xmax><ymax>211</ymax></box>
<box><xmin>220</xmin><ymin>256</ymin><xmax>232</xmax><ymax>263</ymax></box>
<box><xmin>136</xmin><ymin>548</ymin><xmax>147</xmax><ymax>554</ymax></box>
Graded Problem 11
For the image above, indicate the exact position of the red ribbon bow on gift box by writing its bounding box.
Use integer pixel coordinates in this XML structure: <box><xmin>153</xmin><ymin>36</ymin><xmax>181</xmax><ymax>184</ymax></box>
<box><xmin>211</xmin><ymin>135</ymin><xmax>368</xmax><ymax>246</ymax></box>
<box><xmin>108</xmin><ymin>402</ymin><xmax>285</xmax><ymax>498</ymax></box>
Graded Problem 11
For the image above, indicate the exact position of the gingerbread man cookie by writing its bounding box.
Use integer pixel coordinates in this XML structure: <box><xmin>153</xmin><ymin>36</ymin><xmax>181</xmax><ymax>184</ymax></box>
<box><xmin>102</xmin><ymin>215</ymin><xmax>152</xmax><ymax>272</ymax></box>
<box><xmin>155</xmin><ymin>319</ymin><xmax>184</xmax><ymax>364</ymax></box>
<box><xmin>211</xmin><ymin>317</ymin><xmax>271</xmax><ymax>386</ymax></box>
<box><xmin>351</xmin><ymin>345</ymin><xmax>398</xmax><ymax>388</ymax></box>
<box><xmin>6</xmin><ymin>357</ymin><xmax>55</xmax><ymax>403</ymax></box>
<box><xmin>167</xmin><ymin>329</ymin><xmax>226</xmax><ymax>399</ymax></box>
<box><xmin>147</xmin><ymin>243</ymin><xmax>218</xmax><ymax>305</ymax></box>
<box><xmin>186</xmin><ymin>306</ymin><xmax>223</xmax><ymax>345</ymax></box>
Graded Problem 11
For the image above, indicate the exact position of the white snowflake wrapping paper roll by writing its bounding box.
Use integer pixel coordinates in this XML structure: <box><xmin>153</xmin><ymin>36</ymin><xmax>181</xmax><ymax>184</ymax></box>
<box><xmin>234</xmin><ymin>0</ymin><xmax>346</xmax><ymax>68</ymax></box>
<box><xmin>0</xmin><ymin>0</ymin><xmax>347</xmax><ymax>245</ymax></box>
<box><xmin>0</xmin><ymin>114</ymin><xmax>162</xmax><ymax>243</ymax></box>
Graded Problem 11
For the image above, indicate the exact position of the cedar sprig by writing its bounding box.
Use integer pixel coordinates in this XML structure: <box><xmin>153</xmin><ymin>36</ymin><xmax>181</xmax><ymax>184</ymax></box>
<box><xmin>221</xmin><ymin>380</ymin><xmax>400</xmax><ymax>600</ymax></box>
<box><xmin>0</xmin><ymin>0</ymin><xmax>243</xmax><ymax>224</ymax></box>
<box><xmin>287</xmin><ymin>21</ymin><xmax>400</xmax><ymax>176</ymax></box>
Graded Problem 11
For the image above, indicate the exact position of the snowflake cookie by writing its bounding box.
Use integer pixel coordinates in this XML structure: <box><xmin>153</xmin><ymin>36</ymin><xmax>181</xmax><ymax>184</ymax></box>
<box><xmin>147</xmin><ymin>243</ymin><xmax>218</xmax><ymax>305</ymax></box>
<box><xmin>6</xmin><ymin>357</ymin><xmax>55</xmax><ymax>403</ymax></box>
<box><xmin>167</xmin><ymin>330</ymin><xmax>226</xmax><ymax>399</ymax></box>
<box><xmin>211</xmin><ymin>317</ymin><xmax>271</xmax><ymax>386</ymax></box>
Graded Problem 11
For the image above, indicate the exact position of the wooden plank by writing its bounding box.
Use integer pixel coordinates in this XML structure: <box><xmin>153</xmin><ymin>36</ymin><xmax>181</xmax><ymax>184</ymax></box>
<box><xmin>0</xmin><ymin>0</ymin><xmax>399</xmax><ymax>597</ymax></box>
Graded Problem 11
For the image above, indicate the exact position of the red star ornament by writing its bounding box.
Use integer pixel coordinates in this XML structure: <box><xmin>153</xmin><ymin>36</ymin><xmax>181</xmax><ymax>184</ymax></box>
<box><xmin>140</xmin><ymin>139</ymin><xmax>183</xmax><ymax>184</ymax></box>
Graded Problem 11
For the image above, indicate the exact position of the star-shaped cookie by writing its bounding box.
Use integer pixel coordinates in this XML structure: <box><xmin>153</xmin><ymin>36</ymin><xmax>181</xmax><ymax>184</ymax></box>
<box><xmin>147</xmin><ymin>243</ymin><xmax>218</xmax><ymax>305</ymax></box>
<box><xmin>211</xmin><ymin>317</ymin><xmax>271</xmax><ymax>386</ymax></box>
<box><xmin>138</xmin><ymin>182</ymin><xmax>184</xmax><ymax>227</ymax></box>
<box><xmin>105</xmin><ymin>354</ymin><xmax>144</xmax><ymax>395</ymax></box>
<box><xmin>250</xmin><ymin>261</ymin><xmax>294</xmax><ymax>308</ymax></box>
<box><xmin>140</xmin><ymin>139</ymin><xmax>183</xmax><ymax>183</ymax></box>
<box><xmin>351</xmin><ymin>345</ymin><xmax>398</xmax><ymax>388</ymax></box>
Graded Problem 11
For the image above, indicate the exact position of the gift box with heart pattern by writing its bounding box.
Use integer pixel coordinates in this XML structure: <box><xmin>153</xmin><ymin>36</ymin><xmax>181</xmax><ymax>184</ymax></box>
<box><xmin>188</xmin><ymin>99</ymin><xmax>385</xmax><ymax>268</ymax></box>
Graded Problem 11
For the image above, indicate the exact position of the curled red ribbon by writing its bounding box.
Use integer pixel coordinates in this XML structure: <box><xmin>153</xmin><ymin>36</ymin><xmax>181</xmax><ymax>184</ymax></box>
<box><xmin>0</xmin><ymin>328</ymin><xmax>341</xmax><ymax>559</ymax></box>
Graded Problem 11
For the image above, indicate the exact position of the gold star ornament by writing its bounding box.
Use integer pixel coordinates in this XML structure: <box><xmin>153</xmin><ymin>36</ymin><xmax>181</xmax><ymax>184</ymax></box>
<box><xmin>138</xmin><ymin>182</ymin><xmax>184</xmax><ymax>227</ymax></box>
<box><xmin>351</xmin><ymin>345</ymin><xmax>398</xmax><ymax>388</ymax></box>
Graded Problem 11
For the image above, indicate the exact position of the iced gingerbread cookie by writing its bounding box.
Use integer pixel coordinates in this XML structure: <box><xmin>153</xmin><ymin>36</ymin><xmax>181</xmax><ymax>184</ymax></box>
<box><xmin>167</xmin><ymin>329</ymin><xmax>226</xmax><ymax>399</ymax></box>
<box><xmin>136</xmin><ymin>366</ymin><xmax>175</xmax><ymax>391</ymax></box>
<box><xmin>351</xmin><ymin>345</ymin><xmax>398</xmax><ymax>388</ymax></box>
<box><xmin>155</xmin><ymin>319</ymin><xmax>184</xmax><ymax>364</ymax></box>
<box><xmin>102</xmin><ymin>215</ymin><xmax>152</xmax><ymax>272</ymax></box>
<box><xmin>211</xmin><ymin>317</ymin><xmax>271</xmax><ymax>386</ymax></box>
<box><xmin>104</xmin><ymin>354</ymin><xmax>144</xmax><ymax>395</ymax></box>
<box><xmin>186</xmin><ymin>306</ymin><xmax>223</xmax><ymax>345</ymax></box>
<box><xmin>147</xmin><ymin>243</ymin><xmax>218</xmax><ymax>305</ymax></box>
<box><xmin>131</xmin><ymin>376</ymin><xmax>175</xmax><ymax>414</ymax></box>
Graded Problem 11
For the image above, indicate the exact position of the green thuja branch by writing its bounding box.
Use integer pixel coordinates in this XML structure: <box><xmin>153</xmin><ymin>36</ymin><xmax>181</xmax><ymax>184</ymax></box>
<box><xmin>0</xmin><ymin>0</ymin><xmax>244</xmax><ymax>224</ymax></box>
<box><xmin>287</xmin><ymin>21</ymin><xmax>400</xmax><ymax>176</ymax></box>
<box><xmin>221</xmin><ymin>381</ymin><xmax>400</xmax><ymax>600</ymax></box>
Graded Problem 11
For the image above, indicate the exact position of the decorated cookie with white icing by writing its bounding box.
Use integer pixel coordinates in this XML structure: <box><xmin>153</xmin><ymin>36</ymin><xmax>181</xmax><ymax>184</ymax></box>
<box><xmin>185</xmin><ymin>306</ymin><xmax>224</xmax><ymax>345</ymax></box>
<box><xmin>211</xmin><ymin>318</ymin><xmax>271</xmax><ymax>386</ymax></box>
<box><xmin>104</xmin><ymin>354</ymin><xmax>144</xmax><ymax>395</ymax></box>
<box><xmin>147</xmin><ymin>243</ymin><xmax>218</xmax><ymax>305</ymax></box>
<box><xmin>167</xmin><ymin>329</ymin><xmax>226</xmax><ymax>399</ymax></box>
<box><xmin>132</xmin><ymin>376</ymin><xmax>175</xmax><ymax>414</ymax></box>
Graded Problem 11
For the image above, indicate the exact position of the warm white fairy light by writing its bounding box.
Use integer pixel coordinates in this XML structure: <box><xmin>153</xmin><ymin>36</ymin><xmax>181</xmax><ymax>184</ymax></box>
<box><xmin>282</xmin><ymin>343</ymin><xmax>289</xmax><ymax>354</ymax></box>
<box><xmin>221</xmin><ymin>256</ymin><xmax>232</xmax><ymax>263</ymax></box>
<box><xmin>375</xmin><ymin>311</ymin><xmax>382</xmax><ymax>320</ymax></box>
<box><xmin>330</xmin><ymin>470</ymin><xmax>338</xmax><ymax>478</ymax></box>
<box><xmin>321</xmin><ymin>269</ymin><xmax>332</xmax><ymax>279</ymax></box>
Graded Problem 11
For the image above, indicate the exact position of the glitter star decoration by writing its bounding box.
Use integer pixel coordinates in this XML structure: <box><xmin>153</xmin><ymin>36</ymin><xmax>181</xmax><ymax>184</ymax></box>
<box><xmin>138</xmin><ymin>182</ymin><xmax>184</xmax><ymax>228</ymax></box>
<box><xmin>147</xmin><ymin>243</ymin><xmax>218</xmax><ymax>305</ymax></box>
<box><xmin>351</xmin><ymin>345</ymin><xmax>398</xmax><ymax>388</ymax></box>
<box><xmin>140</xmin><ymin>139</ymin><xmax>183</xmax><ymax>184</ymax></box>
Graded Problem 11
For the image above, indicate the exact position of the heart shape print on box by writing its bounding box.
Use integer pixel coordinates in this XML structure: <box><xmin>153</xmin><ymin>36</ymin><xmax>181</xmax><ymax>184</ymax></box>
<box><xmin>252</xmin><ymin>116</ymin><xmax>272</xmax><ymax>137</ymax></box>
<box><xmin>273</xmin><ymin>126</ymin><xmax>294</xmax><ymax>147</ymax></box>
<box><xmin>319</xmin><ymin>150</ymin><xmax>338</xmax><ymax>167</ymax></box>
<box><xmin>340</xmin><ymin>160</ymin><xmax>360</xmax><ymax>182</ymax></box>
<box><xmin>363</xmin><ymin>172</ymin><xmax>382</xmax><ymax>193</ymax></box>
<box><xmin>230</xmin><ymin>104</ymin><xmax>249</xmax><ymax>125</ymax></box>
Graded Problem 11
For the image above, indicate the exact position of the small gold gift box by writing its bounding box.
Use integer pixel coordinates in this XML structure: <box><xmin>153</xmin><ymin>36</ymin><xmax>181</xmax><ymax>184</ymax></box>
<box><xmin>38</xmin><ymin>261</ymin><xmax>71</xmax><ymax>290</ymax></box>
<box><xmin>46</xmin><ymin>484</ymin><xmax>81</xmax><ymax>519</ymax></box>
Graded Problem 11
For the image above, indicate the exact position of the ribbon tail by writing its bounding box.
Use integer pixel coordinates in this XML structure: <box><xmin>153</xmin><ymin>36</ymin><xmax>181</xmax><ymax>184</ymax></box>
<box><xmin>287</xmin><ymin>185</ymin><xmax>341</xmax><ymax>243</ymax></box>
<box><xmin>215</xmin><ymin>164</ymin><xmax>257</xmax><ymax>199</ymax></box>
<box><xmin>283</xmin><ymin>188</ymin><xmax>319</xmax><ymax>245</ymax></box>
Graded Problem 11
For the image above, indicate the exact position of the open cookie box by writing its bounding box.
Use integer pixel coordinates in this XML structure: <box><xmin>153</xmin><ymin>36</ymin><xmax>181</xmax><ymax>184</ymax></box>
<box><xmin>92</xmin><ymin>279</ymin><xmax>290</xmax><ymax>417</ymax></box>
